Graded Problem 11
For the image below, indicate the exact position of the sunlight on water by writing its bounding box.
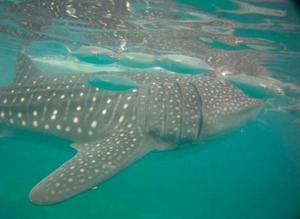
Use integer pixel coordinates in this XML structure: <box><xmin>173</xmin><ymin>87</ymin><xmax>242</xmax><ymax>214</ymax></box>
<box><xmin>0</xmin><ymin>0</ymin><xmax>300</xmax><ymax>218</ymax></box>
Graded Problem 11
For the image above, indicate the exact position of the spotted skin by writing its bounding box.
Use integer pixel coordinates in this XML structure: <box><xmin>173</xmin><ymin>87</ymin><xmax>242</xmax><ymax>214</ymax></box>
<box><xmin>0</xmin><ymin>54</ymin><xmax>262</xmax><ymax>204</ymax></box>
<box><xmin>31</xmin><ymin>126</ymin><xmax>147</xmax><ymax>204</ymax></box>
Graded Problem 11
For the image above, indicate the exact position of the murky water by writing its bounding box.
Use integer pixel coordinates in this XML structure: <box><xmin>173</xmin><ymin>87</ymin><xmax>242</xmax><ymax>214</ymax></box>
<box><xmin>0</xmin><ymin>0</ymin><xmax>300</xmax><ymax>218</ymax></box>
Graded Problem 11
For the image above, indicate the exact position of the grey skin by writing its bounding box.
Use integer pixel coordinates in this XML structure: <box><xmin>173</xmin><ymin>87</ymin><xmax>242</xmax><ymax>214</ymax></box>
<box><xmin>0</xmin><ymin>53</ymin><xmax>262</xmax><ymax>205</ymax></box>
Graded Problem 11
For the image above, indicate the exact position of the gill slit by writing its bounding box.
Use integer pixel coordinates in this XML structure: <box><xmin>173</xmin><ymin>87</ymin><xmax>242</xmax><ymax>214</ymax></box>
<box><xmin>174</xmin><ymin>81</ymin><xmax>183</xmax><ymax>142</ymax></box>
<box><xmin>161</xmin><ymin>83</ymin><xmax>167</xmax><ymax>138</ymax></box>
<box><xmin>191</xmin><ymin>81</ymin><xmax>203</xmax><ymax>140</ymax></box>
<box><xmin>143</xmin><ymin>86</ymin><xmax>150</xmax><ymax>134</ymax></box>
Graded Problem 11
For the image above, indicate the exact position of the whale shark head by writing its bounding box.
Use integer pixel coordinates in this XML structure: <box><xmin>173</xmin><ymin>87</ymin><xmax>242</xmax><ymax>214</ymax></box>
<box><xmin>194</xmin><ymin>76</ymin><xmax>263</xmax><ymax>139</ymax></box>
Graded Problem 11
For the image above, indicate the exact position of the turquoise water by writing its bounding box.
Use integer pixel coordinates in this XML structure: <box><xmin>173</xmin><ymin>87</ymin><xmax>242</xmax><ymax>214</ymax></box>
<box><xmin>1</xmin><ymin>0</ymin><xmax>300</xmax><ymax>219</ymax></box>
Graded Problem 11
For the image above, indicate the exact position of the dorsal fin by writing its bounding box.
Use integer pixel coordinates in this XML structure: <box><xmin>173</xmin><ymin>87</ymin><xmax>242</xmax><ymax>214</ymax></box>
<box><xmin>13</xmin><ymin>51</ymin><xmax>42</xmax><ymax>85</ymax></box>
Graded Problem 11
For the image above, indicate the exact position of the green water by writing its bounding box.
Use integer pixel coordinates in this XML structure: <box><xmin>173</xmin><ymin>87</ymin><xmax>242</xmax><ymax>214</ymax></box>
<box><xmin>1</xmin><ymin>0</ymin><xmax>300</xmax><ymax>219</ymax></box>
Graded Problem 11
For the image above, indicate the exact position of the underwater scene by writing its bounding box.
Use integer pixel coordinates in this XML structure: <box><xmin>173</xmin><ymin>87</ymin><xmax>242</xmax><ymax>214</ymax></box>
<box><xmin>0</xmin><ymin>0</ymin><xmax>300</xmax><ymax>218</ymax></box>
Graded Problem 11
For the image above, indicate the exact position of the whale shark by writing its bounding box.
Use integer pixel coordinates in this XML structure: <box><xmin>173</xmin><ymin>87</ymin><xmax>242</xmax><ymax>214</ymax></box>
<box><xmin>0</xmin><ymin>52</ymin><xmax>262</xmax><ymax>205</ymax></box>
<box><xmin>0</xmin><ymin>53</ymin><xmax>262</xmax><ymax>205</ymax></box>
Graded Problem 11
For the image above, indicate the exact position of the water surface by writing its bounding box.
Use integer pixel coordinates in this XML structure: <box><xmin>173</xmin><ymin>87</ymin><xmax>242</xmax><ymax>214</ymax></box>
<box><xmin>0</xmin><ymin>0</ymin><xmax>300</xmax><ymax>218</ymax></box>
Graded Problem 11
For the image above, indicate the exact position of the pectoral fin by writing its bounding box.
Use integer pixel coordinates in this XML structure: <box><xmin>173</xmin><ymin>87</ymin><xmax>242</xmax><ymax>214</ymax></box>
<box><xmin>30</xmin><ymin>127</ymin><xmax>150</xmax><ymax>205</ymax></box>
